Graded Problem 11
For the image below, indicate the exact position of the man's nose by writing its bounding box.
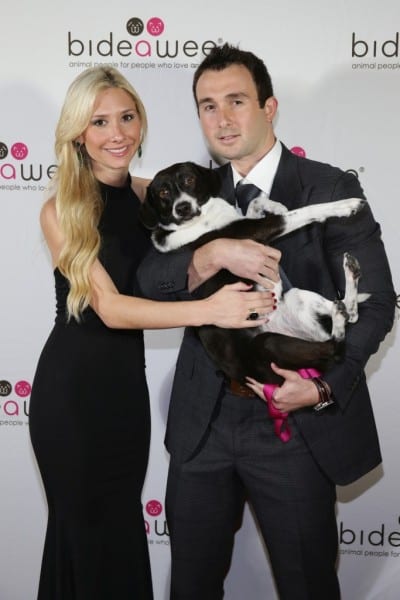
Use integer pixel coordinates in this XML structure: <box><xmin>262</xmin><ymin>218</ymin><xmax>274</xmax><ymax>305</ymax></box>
<box><xmin>217</xmin><ymin>106</ymin><xmax>233</xmax><ymax>127</ymax></box>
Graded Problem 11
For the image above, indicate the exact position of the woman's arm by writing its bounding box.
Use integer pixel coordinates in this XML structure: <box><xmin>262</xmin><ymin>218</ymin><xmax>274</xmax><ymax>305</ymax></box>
<box><xmin>40</xmin><ymin>198</ymin><xmax>272</xmax><ymax>330</ymax></box>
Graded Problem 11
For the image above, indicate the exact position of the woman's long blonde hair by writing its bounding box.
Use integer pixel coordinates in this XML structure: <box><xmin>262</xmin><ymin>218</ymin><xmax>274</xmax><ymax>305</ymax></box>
<box><xmin>53</xmin><ymin>66</ymin><xmax>148</xmax><ymax>320</ymax></box>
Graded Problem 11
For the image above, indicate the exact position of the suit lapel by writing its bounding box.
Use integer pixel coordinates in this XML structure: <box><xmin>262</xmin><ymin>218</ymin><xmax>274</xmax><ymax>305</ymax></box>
<box><xmin>217</xmin><ymin>145</ymin><xmax>305</xmax><ymax>210</ymax></box>
<box><xmin>270</xmin><ymin>144</ymin><xmax>303</xmax><ymax>210</ymax></box>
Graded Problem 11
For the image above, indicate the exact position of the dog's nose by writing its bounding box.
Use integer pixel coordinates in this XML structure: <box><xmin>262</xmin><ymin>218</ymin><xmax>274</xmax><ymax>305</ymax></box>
<box><xmin>175</xmin><ymin>201</ymin><xmax>192</xmax><ymax>218</ymax></box>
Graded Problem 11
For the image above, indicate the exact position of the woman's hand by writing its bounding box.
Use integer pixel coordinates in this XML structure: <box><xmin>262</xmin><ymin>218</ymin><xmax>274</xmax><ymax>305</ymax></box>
<box><xmin>245</xmin><ymin>376</ymin><xmax>267</xmax><ymax>400</ymax></box>
<box><xmin>201</xmin><ymin>281</ymin><xmax>276</xmax><ymax>329</ymax></box>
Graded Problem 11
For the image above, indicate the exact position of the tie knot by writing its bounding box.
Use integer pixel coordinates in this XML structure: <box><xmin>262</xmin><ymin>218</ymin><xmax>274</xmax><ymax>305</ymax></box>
<box><xmin>235</xmin><ymin>181</ymin><xmax>261</xmax><ymax>215</ymax></box>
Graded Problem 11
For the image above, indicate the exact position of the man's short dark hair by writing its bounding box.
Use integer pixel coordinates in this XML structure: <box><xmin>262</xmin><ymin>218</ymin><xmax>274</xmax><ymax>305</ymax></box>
<box><xmin>193</xmin><ymin>43</ymin><xmax>274</xmax><ymax>109</ymax></box>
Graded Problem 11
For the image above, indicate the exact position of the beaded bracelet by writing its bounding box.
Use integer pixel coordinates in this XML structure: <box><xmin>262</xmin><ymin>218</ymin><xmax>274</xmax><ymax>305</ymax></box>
<box><xmin>311</xmin><ymin>377</ymin><xmax>335</xmax><ymax>412</ymax></box>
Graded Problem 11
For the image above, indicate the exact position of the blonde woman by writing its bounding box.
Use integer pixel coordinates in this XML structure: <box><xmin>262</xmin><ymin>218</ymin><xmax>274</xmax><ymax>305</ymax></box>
<box><xmin>29</xmin><ymin>66</ymin><xmax>277</xmax><ymax>599</ymax></box>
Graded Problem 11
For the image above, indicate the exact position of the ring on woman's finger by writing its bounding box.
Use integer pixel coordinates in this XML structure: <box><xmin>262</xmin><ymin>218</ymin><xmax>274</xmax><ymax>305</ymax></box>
<box><xmin>248</xmin><ymin>308</ymin><xmax>259</xmax><ymax>321</ymax></box>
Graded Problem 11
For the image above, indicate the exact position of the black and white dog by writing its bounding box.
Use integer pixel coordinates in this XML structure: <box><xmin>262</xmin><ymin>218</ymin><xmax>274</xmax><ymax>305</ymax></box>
<box><xmin>140</xmin><ymin>162</ymin><xmax>368</xmax><ymax>384</ymax></box>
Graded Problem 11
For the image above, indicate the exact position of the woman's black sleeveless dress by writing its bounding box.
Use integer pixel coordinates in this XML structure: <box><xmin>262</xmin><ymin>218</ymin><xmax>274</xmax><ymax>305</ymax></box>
<box><xmin>29</xmin><ymin>178</ymin><xmax>153</xmax><ymax>599</ymax></box>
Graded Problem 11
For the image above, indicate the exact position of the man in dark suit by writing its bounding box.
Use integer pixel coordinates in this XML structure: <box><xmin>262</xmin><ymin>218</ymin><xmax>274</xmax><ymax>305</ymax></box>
<box><xmin>137</xmin><ymin>44</ymin><xmax>395</xmax><ymax>599</ymax></box>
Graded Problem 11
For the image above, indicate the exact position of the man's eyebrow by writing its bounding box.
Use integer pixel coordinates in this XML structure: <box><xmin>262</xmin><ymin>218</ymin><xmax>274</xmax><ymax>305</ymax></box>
<box><xmin>197</xmin><ymin>96</ymin><xmax>214</xmax><ymax>106</ymax></box>
<box><xmin>197</xmin><ymin>92</ymin><xmax>249</xmax><ymax>106</ymax></box>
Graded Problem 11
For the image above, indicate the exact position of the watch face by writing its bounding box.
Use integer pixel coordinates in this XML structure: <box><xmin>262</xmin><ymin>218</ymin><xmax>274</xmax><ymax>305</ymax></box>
<box><xmin>314</xmin><ymin>398</ymin><xmax>335</xmax><ymax>412</ymax></box>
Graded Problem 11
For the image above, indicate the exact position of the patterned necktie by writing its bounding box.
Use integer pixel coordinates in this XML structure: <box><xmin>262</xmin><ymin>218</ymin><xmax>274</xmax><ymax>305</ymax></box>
<box><xmin>235</xmin><ymin>181</ymin><xmax>261</xmax><ymax>215</ymax></box>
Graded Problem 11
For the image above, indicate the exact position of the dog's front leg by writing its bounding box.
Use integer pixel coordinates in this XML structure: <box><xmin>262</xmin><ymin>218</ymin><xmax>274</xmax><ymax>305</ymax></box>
<box><xmin>276</xmin><ymin>198</ymin><xmax>365</xmax><ymax>240</ymax></box>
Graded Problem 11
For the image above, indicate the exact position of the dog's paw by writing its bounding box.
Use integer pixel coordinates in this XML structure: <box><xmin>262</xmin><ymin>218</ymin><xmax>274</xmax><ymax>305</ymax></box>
<box><xmin>334</xmin><ymin>299</ymin><xmax>349</xmax><ymax>321</ymax></box>
<box><xmin>265</xmin><ymin>199</ymin><xmax>288</xmax><ymax>215</ymax></box>
<box><xmin>331</xmin><ymin>299</ymin><xmax>349</xmax><ymax>340</ymax></box>
<box><xmin>247</xmin><ymin>195</ymin><xmax>288</xmax><ymax>218</ymax></box>
<box><xmin>343</xmin><ymin>253</ymin><xmax>361</xmax><ymax>280</ymax></box>
<box><xmin>332</xmin><ymin>198</ymin><xmax>366</xmax><ymax>218</ymax></box>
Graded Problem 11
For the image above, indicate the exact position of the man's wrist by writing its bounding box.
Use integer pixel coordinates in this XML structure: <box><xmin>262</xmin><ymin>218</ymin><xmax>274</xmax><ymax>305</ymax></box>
<box><xmin>311</xmin><ymin>377</ymin><xmax>335</xmax><ymax>412</ymax></box>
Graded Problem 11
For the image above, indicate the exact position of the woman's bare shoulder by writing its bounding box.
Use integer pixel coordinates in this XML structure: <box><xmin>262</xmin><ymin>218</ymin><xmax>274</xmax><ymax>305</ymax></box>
<box><xmin>40</xmin><ymin>196</ymin><xmax>57</xmax><ymax>228</ymax></box>
<box><xmin>131</xmin><ymin>175</ymin><xmax>152</xmax><ymax>203</ymax></box>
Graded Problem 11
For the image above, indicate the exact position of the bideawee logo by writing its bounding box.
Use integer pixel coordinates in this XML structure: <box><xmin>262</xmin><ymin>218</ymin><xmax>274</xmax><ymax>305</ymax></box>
<box><xmin>340</xmin><ymin>516</ymin><xmax>400</xmax><ymax>560</ymax></box>
<box><xmin>0</xmin><ymin>379</ymin><xmax>31</xmax><ymax>426</ymax></box>
<box><xmin>144</xmin><ymin>499</ymin><xmax>169</xmax><ymax>547</ymax></box>
<box><xmin>67</xmin><ymin>15</ymin><xmax>220</xmax><ymax>68</ymax></box>
<box><xmin>0</xmin><ymin>140</ymin><xmax>56</xmax><ymax>192</ymax></box>
<box><xmin>351</xmin><ymin>32</ymin><xmax>400</xmax><ymax>71</ymax></box>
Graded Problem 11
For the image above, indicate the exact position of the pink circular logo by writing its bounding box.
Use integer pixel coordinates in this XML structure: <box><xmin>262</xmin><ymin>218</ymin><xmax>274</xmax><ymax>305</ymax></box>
<box><xmin>145</xmin><ymin>499</ymin><xmax>163</xmax><ymax>516</ymax></box>
<box><xmin>11</xmin><ymin>142</ymin><xmax>28</xmax><ymax>160</ymax></box>
<box><xmin>146</xmin><ymin>17</ymin><xmax>164</xmax><ymax>36</ymax></box>
<box><xmin>290</xmin><ymin>146</ymin><xmax>306</xmax><ymax>158</ymax></box>
<box><xmin>14</xmin><ymin>380</ymin><xmax>31</xmax><ymax>397</ymax></box>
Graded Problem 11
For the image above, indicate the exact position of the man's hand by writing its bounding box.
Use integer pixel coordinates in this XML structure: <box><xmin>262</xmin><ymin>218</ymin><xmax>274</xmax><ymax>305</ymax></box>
<box><xmin>188</xmin><ymin>238</ymin><xmax>281</xmax><ymax>291</ymax></box>
<box><xmin>266</xmin><ymin>363</ymin><xmax>319</xmax><ymax>413</ymax></box>
<box><xmin>246</xmin><ymin>363</ymin><xmax>322</xmax><ymax>413</ymax></box>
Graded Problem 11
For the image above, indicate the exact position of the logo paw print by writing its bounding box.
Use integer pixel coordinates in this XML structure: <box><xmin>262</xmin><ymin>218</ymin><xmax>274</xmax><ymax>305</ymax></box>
<box><xmin>146</xmin><ymin>17</ymin><xmax>164</xmax><ymax>37</ymax></box>
<box><xmin>126</xmin><ymin>18</ymin><xmax>144</xmax><ymax>36</ymax></box>
<box><xmin>145</xmin><ymin>499</ymin><xmax>163</xmax><ymax>516</ymax></box>
<box><xmin>0</xmin><ymin>142</ymin><xmax>8</xmax><ymax>159</ymax></box>
<box><xmin>0</xmin><ymin>380</ymin><xmax>12</xmax><ymax>397</ymax></box>
<box><xmin>15</xmin><ymin>380</ymin><xmax>32</xmax><ymax>397</ymax></box>
<box><xmin>11</xmin><ymin>142</ymin><xmax>28</xmax><ymax>160</ymax></box>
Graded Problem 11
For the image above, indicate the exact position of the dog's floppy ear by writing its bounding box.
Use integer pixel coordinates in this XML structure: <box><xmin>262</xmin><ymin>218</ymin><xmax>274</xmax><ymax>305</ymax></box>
<box><xmin>208</xmin><ymin>168</ymin><xmax>223</xmax><ymax>198</ymax></box>
<box><xmin>139</xmin><ymin>188</ymin><xmax>159</xmax><ymax>230</ymax></box>
<box><xmin>189</xmin><ymin>162</ymin><xmax>222</xmax><ymax>198</ymax></box>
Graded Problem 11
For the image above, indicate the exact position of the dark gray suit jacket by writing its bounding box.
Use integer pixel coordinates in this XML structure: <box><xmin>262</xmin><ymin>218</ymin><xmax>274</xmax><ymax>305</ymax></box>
<box><xmin>137</xmin><ymin>145</ymin><xmax>395</xmax><ymax>485</ymax></box>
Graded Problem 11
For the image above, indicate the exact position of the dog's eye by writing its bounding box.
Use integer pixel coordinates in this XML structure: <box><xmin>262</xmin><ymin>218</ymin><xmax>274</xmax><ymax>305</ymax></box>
<box><xmin>184</xmin><ymin>175</ymin><xmax>195</xmax><ymax>186</ymax></box>
<box><xmin>159</xmin><ymin>189</ymin><xmax>170</xmax><ymax>199</ymax></box>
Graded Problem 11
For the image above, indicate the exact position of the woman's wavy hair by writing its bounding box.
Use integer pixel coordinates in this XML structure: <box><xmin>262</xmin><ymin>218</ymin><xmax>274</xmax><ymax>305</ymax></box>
<box><xmin>53</xmin><ymin>66</ymin><xmax>147</xmax><ymax>320</ymax></box>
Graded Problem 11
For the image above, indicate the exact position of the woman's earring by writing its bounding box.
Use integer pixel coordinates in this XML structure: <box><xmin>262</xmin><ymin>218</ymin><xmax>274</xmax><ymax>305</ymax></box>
<box><xmin>138</xmin><ymin>143</ymin><xmax>142</xmax><ymax>159</ymax></box>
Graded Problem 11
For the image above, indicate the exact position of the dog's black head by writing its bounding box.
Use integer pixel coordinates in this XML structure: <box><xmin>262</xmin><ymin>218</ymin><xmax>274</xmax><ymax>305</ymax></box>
<box><xmin>139</xmin><ymin>161</ymin><xmax>222</xmax><ymax>230</ymax></box>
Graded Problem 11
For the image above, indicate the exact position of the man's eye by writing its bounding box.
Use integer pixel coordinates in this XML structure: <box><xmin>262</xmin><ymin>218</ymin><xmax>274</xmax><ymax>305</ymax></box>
<box><xmin>202</xmin><ymin>104</ymin><xmax>215</xmax><ymax>112</ymax></box>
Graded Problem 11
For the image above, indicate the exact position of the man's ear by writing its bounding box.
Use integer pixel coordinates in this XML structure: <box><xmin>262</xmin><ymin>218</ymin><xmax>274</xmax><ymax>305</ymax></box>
<box><xmin>263</xmin><ymin>96</ymin><xmax>278</xmax><ymax>122</ymax></box>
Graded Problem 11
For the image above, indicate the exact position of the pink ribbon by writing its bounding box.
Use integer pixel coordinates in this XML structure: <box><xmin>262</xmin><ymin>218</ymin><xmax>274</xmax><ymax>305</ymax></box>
<box><xmin>262</xmin><ymin>367</ymin><xmax>321</xmax><ymax>443</ymax></box>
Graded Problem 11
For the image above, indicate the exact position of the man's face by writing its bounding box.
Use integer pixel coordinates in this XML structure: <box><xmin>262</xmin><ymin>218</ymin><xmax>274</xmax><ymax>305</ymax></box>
<box><xmin>195</xmin><ymin>64</ymin><xmax>277</xmax><ymax>175</ymax></box>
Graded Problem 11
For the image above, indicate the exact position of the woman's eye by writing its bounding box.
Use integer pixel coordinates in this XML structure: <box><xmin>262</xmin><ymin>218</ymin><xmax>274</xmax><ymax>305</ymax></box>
<box><xmin>92</xmin><ymin>119</ymin><xmax>106</xmax><ymax>127</ymax></box>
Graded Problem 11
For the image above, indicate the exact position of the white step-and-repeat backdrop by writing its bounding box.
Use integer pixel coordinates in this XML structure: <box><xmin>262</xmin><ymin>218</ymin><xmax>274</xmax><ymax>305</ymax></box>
<box><xmin>1</xmin><ymin>1</ymin><xmax>399</xmax><ymax>598</ymax></box>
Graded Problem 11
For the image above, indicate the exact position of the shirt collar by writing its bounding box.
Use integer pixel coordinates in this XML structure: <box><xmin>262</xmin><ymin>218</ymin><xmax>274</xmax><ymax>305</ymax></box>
<box><xmin>232</xmin><ymin>140</ymin><xmax>282</xmax><ymax>196</ymax></box>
